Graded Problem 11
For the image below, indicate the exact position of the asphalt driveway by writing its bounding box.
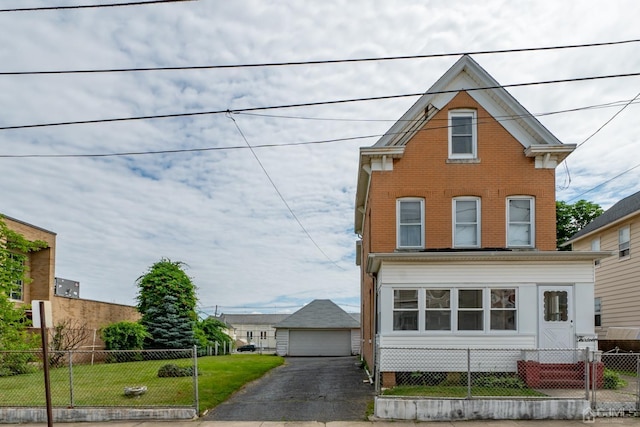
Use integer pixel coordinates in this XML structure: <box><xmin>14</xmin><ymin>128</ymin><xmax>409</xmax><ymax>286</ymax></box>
<box><xmin>204</xmin><ymin>356</ymin><xmax>375</xmax><ymax>422</ymax></box>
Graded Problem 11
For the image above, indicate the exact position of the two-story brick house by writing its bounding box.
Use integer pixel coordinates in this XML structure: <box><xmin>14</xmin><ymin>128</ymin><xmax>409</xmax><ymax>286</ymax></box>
<box><xmin>354</xmin><ymin>56</ymin><xmax>607</xmax><ymax>385</ymax></box>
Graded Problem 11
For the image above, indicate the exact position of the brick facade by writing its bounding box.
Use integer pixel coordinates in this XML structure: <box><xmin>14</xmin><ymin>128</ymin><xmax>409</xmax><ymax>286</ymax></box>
<box><xmin>4</xmin><ymin>215</ymin><xmax>139</xmax><ymax>349</ymax></box>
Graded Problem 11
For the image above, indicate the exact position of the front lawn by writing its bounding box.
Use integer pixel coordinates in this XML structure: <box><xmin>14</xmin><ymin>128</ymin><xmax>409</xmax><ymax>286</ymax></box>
<box><xmin>0</xmin><ymin>354</ymin><xmax>283</xmax><ymax>414</ymax></box>
<box><xmin>383</xmin><ymin>385</ymin><xmax>546</xmax><ymax>397</ymax></box>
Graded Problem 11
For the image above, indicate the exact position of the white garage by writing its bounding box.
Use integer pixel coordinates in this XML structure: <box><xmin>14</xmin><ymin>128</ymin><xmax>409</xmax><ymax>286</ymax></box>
<box><xmin>275</xmin><ymin>300</ymin><xmax>360</xmax><ymax>357</ymax></box>
<box><xmin>289</xmin><ymin>329</ymin><xmax>352</xmax><ymax>356</ymax></box>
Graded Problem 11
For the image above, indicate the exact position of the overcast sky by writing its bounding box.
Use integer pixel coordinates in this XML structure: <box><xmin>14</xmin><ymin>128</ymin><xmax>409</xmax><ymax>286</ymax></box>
<box><xmin>1</xmin><ymin>0</ymin><xmax>639</xmax><ymax>316</ymax></box>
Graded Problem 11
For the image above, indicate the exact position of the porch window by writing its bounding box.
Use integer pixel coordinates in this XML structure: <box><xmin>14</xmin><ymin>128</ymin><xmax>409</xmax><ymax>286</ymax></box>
<box><xmin>453</xmin><ymin>197</ymin><xmax>480</xmax><ymax>247</ymax></box>
<box><xmin>425</xmin><ymin>290</ymin><xmax>451</xmax><ymax>330</ymax></box>
<box><xmin>458</xmin><ymin>289</ymin><xmax>483</xmax><ymax>331</ymax></box>
<box><xmin>490</xmin><ymin>289</ymin><xmax>516</xmax><ymax>330</ymax></box>
<box><xmin>507</xmin><ymin>197</ymin><xmax>534</xmax><ymax>247</ymax></box>
<box><xmin>619</xmin><ymin>226</ymin><xmax>630</xmax><ymax>258</ymax></box>
<box><xmin>397</xmin><ymin>198</ymin><xmax>424</xmax><ymax>249</ymax></box>
<box><xmin>393</xmin><ymin>289</ymin><xmax>418</xmax><ymax>331</ymax></box>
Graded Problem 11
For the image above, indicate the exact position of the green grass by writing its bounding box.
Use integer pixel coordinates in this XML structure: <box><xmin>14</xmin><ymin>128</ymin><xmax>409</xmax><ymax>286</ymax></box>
<box><xmin>0</xmin><ymin>354</ymin><xmax>283</xmax><ymax>414</ymax></box>
<box><xmin>382</xmin><ymin>385</ymin><xmax>546</xmax><ymax>397</ymax></box>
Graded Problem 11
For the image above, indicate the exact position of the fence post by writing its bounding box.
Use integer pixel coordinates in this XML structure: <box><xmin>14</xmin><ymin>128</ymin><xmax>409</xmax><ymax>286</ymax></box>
<box><xmin>193</xmin><ymin>345</ymin><xmax>199</xmax><ymax>415</ymax></box>
<box><xmin>584</xmin><ymin>347</ymin><xmax>590</xmax><ymax>402</ymax></box>
<box><xmin>636</xmin><ymin>355</ymin><xmax>640</xmax><ymax>414</ymax></box>
<box><xmin>68</xmin><ymin>350</ymin><xmax>75</xmax><ymax>408</ymax></box>
<box><xmin>466</xmin><ymin>348</ymin><xmax>471</xmax><ymax>399</ymax></box>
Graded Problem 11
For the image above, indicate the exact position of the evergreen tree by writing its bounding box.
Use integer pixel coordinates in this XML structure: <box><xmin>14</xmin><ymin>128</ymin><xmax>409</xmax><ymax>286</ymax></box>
<box><xmin>136</xmin><ymin>259</ymin><xmax>198</xmax><ymax>349</ymax></box>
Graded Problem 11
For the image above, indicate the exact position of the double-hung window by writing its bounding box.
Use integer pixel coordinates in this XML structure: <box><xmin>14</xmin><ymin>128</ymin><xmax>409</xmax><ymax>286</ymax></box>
<box><xmin>393</xmin><ymin>289</ymin><xmax>419</xmax><ymax>331</ymax></box>
<box><xmin>594</xmin><ymin>297</ymin><xmax>602</xmax><ymax>327</ymax></box>
<box><xmin>490</xmin><ymin>289</ymin><xmax>516</xmax><ymax>330</ymax></box>
<box><xmin>425</xmin><ymin>290</ymin><xmax>451</xmax><ymax>330</ymax></box>
<box><xmin>619</xmin><ymin>226</ymin><xmax>630</xmax><ymax>258</ymax></box>
<box><xmin>453</xmin><ymin>197</ymin><xmax>480</xmax><ymax>247</ymax></box>
<box><xmin>449</xmin><ymin>110</ymin><xmax>477</xmax><ymax>159</ymax></box>
<box><xmin>7</xmin><ymin>253</ymin><xmax>25</xmax><ymax>301</ymax></box>
<box><xmin>397</xmin><ymin>198</ymin><xmax>424</xmax><ymax>249</ymax></box>
<box><xmin>458</xmin><ymin>289</ymin><xmax>483</xmax><ymax>331</ymax></box>
<box><xmin>507</xmin><ymin>197</ymin><xmax>534</xmax><ymax>247</ymax></box>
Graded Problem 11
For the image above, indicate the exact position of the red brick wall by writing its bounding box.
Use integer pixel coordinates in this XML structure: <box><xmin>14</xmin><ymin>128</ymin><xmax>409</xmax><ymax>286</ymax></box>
<box><xmin>368</xmin><ymin>92</ymin><xmax>556</xmax><ymax>253</ymax></box>
<box><xmin>358</xmin><ymin>91</ymin><xmax>558</xmax><ymax>370</ymax></box>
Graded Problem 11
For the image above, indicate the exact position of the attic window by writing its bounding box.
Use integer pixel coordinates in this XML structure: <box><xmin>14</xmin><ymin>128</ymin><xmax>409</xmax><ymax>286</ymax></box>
<box><xmin>448</xmin><ymin>110</ymin><xmax>477</xmax><ymax>159</ymax></box>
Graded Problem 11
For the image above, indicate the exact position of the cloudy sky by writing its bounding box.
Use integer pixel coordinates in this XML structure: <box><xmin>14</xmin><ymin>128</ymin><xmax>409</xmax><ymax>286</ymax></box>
<box><xmin>1</xmin><ymin>0</ymin><xmax>639</xmax><ymax>316</ymax></box>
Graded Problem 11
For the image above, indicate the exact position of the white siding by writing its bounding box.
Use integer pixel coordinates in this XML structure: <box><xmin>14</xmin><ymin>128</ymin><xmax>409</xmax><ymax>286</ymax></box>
<box><xmin>378</xmin><ymin>261</ymin><xmax>595</xmax><ymax>284</ymax></box>
<box><xmin>377</xmin><ymin>259</ymin><xmax>596</xmax><ymax>348</ymax></box>
<box><xmin>351</xmin><ymin>328</ymin><xmax>361</xmax><ymax>355</ymax></box>
<box><xmin>275</xmin><ymin>329</ymin><xmax>289</xmax><ymax>356</ymax></box>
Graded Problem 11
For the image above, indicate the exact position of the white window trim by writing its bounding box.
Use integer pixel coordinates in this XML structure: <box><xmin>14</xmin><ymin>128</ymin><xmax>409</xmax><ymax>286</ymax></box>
<box><xmin>397</xmin><ymin>198</ymin><xmax>425</xmax><ymax>249</ymax></box>
<box><xmin>506</xmin><ymin>196</ymin><xmax>535</xmax><ymax>248</ymax></box>
<box><xmin>391</xmin><ymin>286</ymin><xmax>518</xmax><ymax>334</ymax></box>
<box><xmin>452</xmin><ymin>197</ymin><xmax>481</xmax><ymax>248</ymax></box>
<box><xmin>619</xmin><ymin>225</ymin><xmax>630</xmax><ymax>259</ymax></box>
<box><xmin>393</xmin><ymin>288</ymin><xmax>420</xmax><ymax>331</ymax></box>
<box><xmin>448</xmin><ymin>109</ymin><xmax>477</xmax><ymax>159</ymax></box>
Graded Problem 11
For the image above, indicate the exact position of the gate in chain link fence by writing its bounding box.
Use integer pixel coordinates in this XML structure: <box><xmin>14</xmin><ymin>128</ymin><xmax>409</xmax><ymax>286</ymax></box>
<box><xmin>375</xmin><ymin>347</ymin><xmax>639</xmax><ymax>414</ymax></box>
<box><xmin>0</xmin><ymin>348</ymin><xmax>199</xmax><ymax>409</ymax></box>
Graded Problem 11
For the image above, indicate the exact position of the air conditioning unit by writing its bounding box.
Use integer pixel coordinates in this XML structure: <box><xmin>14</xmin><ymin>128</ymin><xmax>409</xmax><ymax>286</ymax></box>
<box><xmin>54</xmin><ymin>277</ymin><xmax>79</xmax><ymax>298</ymax></box>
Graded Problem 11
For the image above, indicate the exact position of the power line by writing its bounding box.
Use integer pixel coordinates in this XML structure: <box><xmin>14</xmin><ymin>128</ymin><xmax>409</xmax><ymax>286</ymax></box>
<box><xmin>576</xmin><ymin>90</ymin><xmax>640</xmax><ymax>148</ymax></box>
<box><xmin>567</xmin><ymin>163</ymin><xmax>640</xmax><ymax>202</ymax></box>
<box><xmin>2</xmin><ymin>70</ymin><xmax>640</xmax><ymax>131</ymax></box>
<box><xmin>227</xmin><ymin>113</ymin><xmax>346</xmax><ymax>271</ymax></box>
<box><xmin>2</xmin><ymin>97</ymin><xmax>638</xmax><ymax>159</ymax></box>
<box><xmin>0</xmin><ymin>0</ymin><xmax>195</xmax><ymax>12</ymax></box>
<box><xmin>2</xmin><ymin>38</ymin><xmax>640</xmax><ymax>75</ymax></box>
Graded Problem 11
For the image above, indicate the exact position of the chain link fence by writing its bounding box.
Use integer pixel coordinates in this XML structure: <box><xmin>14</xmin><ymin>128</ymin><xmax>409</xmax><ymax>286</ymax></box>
<box><xmin>0</xmin><ymin>348</ymin><xmax>198</xmax><ymax>409</ymax></box>
<box><xmin>376</xmin><ymin>347</ymin><xmax>640</xmax><ymax>413</ymax></box>
<box><xmin>593</xmin><ymin>350</ymin><xmax>640</xmax><ymax>413</ymax></box>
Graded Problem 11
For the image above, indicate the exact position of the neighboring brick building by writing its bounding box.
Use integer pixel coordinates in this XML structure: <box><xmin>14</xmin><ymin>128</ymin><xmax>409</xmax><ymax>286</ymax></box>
<box><xmin>354</xmin><ymin>56</ymin><xmax>608</xmax><ymax>385</ymax></box>
<box><xmin>3</xmin><ymin>215</ymin><xmax>139</xmax><ymax>349</ymax></box>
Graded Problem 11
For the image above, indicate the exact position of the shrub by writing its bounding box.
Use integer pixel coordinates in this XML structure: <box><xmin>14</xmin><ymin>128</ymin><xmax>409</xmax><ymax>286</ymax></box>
<box><xmin>157</xmin><ymin>363</ymin><xmax>194</xmax><ymax>377</ymax></box>
<box><xmin>474</xmin><ymin>374</ymin><xmax>526</xmax><ymax>389</ymax></box>
<box><xmin>102</xmin><ymin>321</ymin><xmax>149</xmax><ymax>351</ymax></box>
<box><xmin>603</xmin><ymin>369</ymin><xmax>627</xmax><ymax>389</ymax></box>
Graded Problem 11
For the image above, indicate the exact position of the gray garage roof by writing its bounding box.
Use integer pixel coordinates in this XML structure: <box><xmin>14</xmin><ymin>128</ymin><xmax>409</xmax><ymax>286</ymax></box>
<box><xmin>275</xmin><ymin>299</ymin><xmax>360</xmax><ymax>329</ymax></box>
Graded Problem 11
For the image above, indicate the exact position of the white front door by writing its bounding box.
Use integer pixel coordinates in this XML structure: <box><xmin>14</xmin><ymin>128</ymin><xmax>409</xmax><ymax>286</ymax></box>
<box><xmin>538</xmin><ymin>285</ymin><xmax>575</xmax><ymax>349</ymax></box>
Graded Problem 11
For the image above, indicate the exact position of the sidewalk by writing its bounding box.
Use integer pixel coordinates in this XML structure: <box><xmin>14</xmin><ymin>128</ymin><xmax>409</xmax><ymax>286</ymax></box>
<box><xmin>5</xmin><ymin>420</ymin><xmax>640</xmax><ymax>427</ymax></box>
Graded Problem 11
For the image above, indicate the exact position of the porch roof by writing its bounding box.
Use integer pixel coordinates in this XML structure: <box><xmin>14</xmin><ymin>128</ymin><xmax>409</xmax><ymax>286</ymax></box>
<box><xmin>366</xmin><ymin>250</ymin><xmax>614</xmax><ymax>274</ymax></box>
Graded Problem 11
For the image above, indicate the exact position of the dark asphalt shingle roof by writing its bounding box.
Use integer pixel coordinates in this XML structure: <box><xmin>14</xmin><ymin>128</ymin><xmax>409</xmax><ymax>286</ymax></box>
<box><xmin>275</xmin><ymin>299</ymin><xmax>360</xmax><ymax>329</ymax></box>
<box><xmin>217</xmin><ymin>313</ymin><xmax>290</xmax><ymax>326</ymax></box>
<box><xmin>569</xmin><ymin>191</ymin><xmax>640</xmax><ymax>242</ymax></box>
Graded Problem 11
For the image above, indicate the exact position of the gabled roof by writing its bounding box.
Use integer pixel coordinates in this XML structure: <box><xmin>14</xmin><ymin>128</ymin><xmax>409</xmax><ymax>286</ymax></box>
<box><xmin>373</xmin><ymin>55</ymin><xmax>564</xmax><ymax>149</ymax></box>
<box><xmin>354</xmin><ymin>55</ymin><xmax>575</xmax><ymax>235</ymax></box>
<box><xmin>275</xmin><ymin>299</ymin><xmax>360</xmax><ymax>329</ymax></box>
<box><xmin>218</xmin><ymin>313</ymin><xmax>290</xmax><ymax>326</ymax></box>
<box><xmin>566</xmin><ymin>190</ymin><xmax>640</xmax><ymax>243</ymax></box>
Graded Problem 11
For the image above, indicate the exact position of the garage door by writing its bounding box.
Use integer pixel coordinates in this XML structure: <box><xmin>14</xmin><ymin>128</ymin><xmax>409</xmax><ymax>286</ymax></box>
<box><xmin>288</xmin><ymin>330</ymin><xmax>351</xmax><ymax>356</ymax></box>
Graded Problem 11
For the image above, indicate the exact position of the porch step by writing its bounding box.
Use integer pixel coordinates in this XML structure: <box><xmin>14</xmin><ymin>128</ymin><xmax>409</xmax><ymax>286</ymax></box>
<box><xmin>519</xmin><ymin>360</ymin><xmax>603</xmax><ymax>389</ymax></box>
